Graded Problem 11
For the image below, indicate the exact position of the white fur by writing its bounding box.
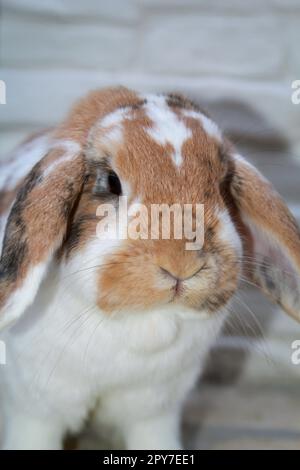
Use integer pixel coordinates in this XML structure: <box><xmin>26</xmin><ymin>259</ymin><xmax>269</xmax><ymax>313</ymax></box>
<box><xmin>62</xmin><ymin>235</ymin><xmax>123</xmax><ymax>306</ymax></box>
<box><xmin>91</xmin><ymin>109</ymin><xmax>130</xmax><ymax>171</ymax></box>
<box><xmin>104</xmin><ymin>126</ymin><xmax>123</xmax><ymax>144</ymax></box>
<box><xmin>0</xmin><ymin>263</ymin><xmax>49</xmax><ymax>330</ymax></box>
<box><xmin>218</xmin><ymin>209</ymin><xmax>242</xmax><ymax>254</ymax></box>
<box><xmin>0</xmin><ymin>136</ymin><xmax>80</xmax><ymax>194</ymax></box>
<box><xmin>96</xmin><ymin>107</ymin><xmax>132</xmax><ymax>147</ymax></box>
<box><xmin>0</xmin><ymin>134</ymin><xmax>50</xmax><ymax>190</ymax></box>
<box><xmin>143</xmin><ymin>94</ymin><xmax>191</xmax><ymax>167</ymax></box>
<box><xmin>0</xmin><ymin>211</ymin><xmax>10</xmax><ymax>252</ymax></box>
<box><xmin>183</xmin><ymin>109</ymin><xmax>222</xmax><ymax>142</ymax></box>
<box><xmin>100</xmin><ymin>107</ymin><xmax>132</xmax><ymax>129</ymax></box>
<box><xmin>42</xmin><ymin>141</ymin><xmax>81</xmax><ymax>178</ymax></box>
<box><xmin>1</xmin><ymin>198</ymin><xmax>228</xmax><ymax>447</ymax></box>
<box><xmin>0</xmin><ymin>236</ymin><xmax>227</xmax><ymax>450</ymax></box>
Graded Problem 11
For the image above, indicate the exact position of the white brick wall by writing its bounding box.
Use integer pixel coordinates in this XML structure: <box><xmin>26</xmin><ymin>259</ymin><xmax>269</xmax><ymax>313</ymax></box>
<box><xmin>139</xmin><ymin>15</ymin><xmax>283</xmax><ymax>78</ymax></box>
<box><xmin>1</xmin><ymin>0</ymin><xmax>300</xmax><ymax>157</ymax></box>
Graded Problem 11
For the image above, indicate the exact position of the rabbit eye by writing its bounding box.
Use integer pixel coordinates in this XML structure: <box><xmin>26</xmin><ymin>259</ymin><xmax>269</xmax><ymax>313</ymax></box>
<box><xmin>108</xmin><ymin>171</ymin><xmax>122</xmax><ymax>196</ymax></box>
<box><xmin>92</xmin><ymin>167</ymin><xmax>122</xmax><ymax>197</ymax></box>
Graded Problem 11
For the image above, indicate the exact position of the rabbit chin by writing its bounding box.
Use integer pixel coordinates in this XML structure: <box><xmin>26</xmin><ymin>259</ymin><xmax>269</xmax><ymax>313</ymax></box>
<box><xmin>96</xmin><ymin>288</ymin><xmax>237</xmax><ymax>317</ymax></box>
<box><xmin>95</xmin><ymin>261</ymin><xmax>239</xmax><ymax>315</ymax></box>
<box><xmin>94</xmin><ymin>255</ymin><xmax>239</xmax><ymax>316</ymax></box>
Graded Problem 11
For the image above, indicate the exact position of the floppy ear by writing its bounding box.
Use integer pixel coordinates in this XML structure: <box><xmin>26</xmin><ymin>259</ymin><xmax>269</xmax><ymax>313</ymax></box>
<box><xmin>228</xmin><ymin>154</ymin><xmax>300</xmax><ymax>321</ymax></box>
<box><xmin>0</xmin><ymin>141</ymin><xmax>85</xmax><ymax>329</ymax></box>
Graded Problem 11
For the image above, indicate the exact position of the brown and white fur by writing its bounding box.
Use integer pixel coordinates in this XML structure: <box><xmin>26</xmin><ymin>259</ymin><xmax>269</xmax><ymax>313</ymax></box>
<box><xmin>0</xmin><ymin>87</ymin><xmax>300</xmax><ymax>449</ymax></box>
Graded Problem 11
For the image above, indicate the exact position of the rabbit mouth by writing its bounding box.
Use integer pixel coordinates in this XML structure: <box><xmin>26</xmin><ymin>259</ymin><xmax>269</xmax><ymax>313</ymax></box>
<box><xmin>174</xmin><ymin>280</ymin><xmax>184</xmax><ymax>297</ymax></box>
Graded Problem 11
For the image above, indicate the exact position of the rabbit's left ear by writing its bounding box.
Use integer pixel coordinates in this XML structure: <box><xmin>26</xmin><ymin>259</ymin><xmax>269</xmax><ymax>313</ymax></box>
<box><xmin>0</xmin><ymin>142</ymin><xmax>85</xmax><ymax>330</ymax></box>
<box><xmin>227</xmin><ymin>154</ymin><xmax>300</xmax><ymax>321</ymax></box>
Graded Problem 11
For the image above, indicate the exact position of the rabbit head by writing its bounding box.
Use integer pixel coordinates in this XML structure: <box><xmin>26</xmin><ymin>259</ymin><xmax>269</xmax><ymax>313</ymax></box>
<box><xmin>0</xmin><ymin>87</ymin><xmax>299</xmax><ymax>329</ymax></box>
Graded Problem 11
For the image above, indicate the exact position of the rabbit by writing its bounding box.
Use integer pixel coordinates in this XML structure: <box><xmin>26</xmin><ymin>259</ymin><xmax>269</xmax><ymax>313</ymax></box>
<box><xmin>0</xmin><ymin>86</ymin><xmax>300</xmax><ymax>450</ymax></box>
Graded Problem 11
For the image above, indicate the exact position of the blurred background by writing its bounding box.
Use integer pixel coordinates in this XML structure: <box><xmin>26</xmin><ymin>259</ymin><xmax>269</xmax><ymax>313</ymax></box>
<box><xmin>1</xmin><ymin>0</ymin><xmax>300</xmax><ymax>449</ymax></box>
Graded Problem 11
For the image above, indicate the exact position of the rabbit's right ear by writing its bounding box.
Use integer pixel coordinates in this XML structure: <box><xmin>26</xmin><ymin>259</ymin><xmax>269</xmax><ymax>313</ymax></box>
<box><xmin>0</xmin><ymin>141</ymin><xmax>85</xmax><ymax>330</ymax></box>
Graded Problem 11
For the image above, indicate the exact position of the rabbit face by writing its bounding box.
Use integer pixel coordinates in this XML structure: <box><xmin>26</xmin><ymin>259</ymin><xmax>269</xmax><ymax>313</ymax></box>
<box><xmin>63</xmin><ymin>94</ymin><xmax>242</xmax><ymax>314</ymax></box>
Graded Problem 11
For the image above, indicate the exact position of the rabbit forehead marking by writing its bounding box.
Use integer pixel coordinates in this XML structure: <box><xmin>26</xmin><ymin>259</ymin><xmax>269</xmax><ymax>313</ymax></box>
<box><xmin>142</xmin><ymin>93</ymin><xmax>222</xmax><ymax>161</ymax></box>
<box><xmin>142</xmin><ymin>94</ymin><xmax>192</xmax><ymax>167</ymax></box>
<box><xmin>93</xmin><ymin>92</ymin><xmax>222</xmax><ymax>172</ymax></box>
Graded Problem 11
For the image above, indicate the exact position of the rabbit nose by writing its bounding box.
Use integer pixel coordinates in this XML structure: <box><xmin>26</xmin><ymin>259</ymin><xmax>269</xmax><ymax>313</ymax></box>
<box><xmin>159</xmin><ymin>267</ymin><xmax>182</xmax><ymax>295</ymax></box>
<box><xmin>159</xmin><ymin>266</ymin><xmax>203</xmax><ymax>282</ymax></box>
<box><xmin>159</xmin><ymin>266</ymin><xmax>179</xmax><ymax>281</ymax></box>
